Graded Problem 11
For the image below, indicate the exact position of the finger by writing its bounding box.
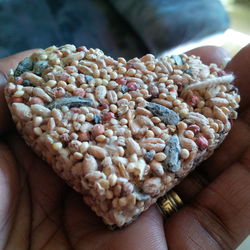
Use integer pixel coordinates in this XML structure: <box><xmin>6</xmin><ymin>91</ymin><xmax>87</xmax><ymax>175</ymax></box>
<box><xmin>200</xmin><ymin>110</ymin><xmax>250</xmax><ymax>181</ymax></box>
<box><xmin>165</xmin><ymin>146</ymin><xmax>250</xmax><ymax>249</ymax></box>
<box><xmin>0</xmin><ymin>49</ymin><xmax>38</xmax><ymax>134</ymax></box>
<box><xmin>0</xmin><ymin>141</ymin><xmax>20</xmax><ymax>249</ymax></box>
<box><xmin>1</xmin><ymin>154</ymin><xmax>32</xmax><ymax>250</ymax></box>
<box><xmin>64</xmin><ymin>191</ymin><xmax>167</xmax><ymax>250</ymax></box>
<box><xmin>174</xmin><ymin>170</ymin><xmax>209</xmax><ymax>203</ymax></box>
<box><xmin>6</xmin><ymin>132</ymin><xmax>70</xmax><ymax>249</ymax></box>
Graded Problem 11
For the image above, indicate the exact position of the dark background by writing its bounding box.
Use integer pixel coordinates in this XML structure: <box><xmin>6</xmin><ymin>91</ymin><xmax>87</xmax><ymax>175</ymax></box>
<box><xmin>0</xmin><ymin>0</ymin><xmax>229</xmax><ymax>58</ymax></box>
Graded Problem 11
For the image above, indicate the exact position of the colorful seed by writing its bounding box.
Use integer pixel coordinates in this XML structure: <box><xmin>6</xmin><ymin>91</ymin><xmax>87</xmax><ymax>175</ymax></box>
<box><xmin>99</xmin><ymin>103</ymin><xmax>109</xmax><ymax>110</ymax></box>
<box><xmin>29</xmin><ymin>97</ymin><xmax>44</xmax><ymax>105</ymax></box>
<box><xmin>196</xmin><ymin>136</ymin><xmax>208</xmax><ymax>150</ymax></box>
<box><xmin>163</xmin><ymin>135</ymin><xmax>181</xmax><ymax>173</ymax></box>
<box><xmin>52</xmin><ymin>87</ymin><xmax>66</xmax><ymax>97</ymax></box>
<box><xmin>103</xmin><ymin>112</ymin><xmax>115</xmax><ymax>122</ymax></box>
<box><xmin>73</xmin><ymin>88</ymin><xmax>86</xmax><ymax>97</ymax></box>
<box><xmin>15</xmin><ymin>77</ymin><xmax>23</xmax><ymax>85</ymax></box>
<box><xmin>127</xmin><ymin>82</ymin><xmax>138</xmax><ymax>91</ymax></box>
<box><xmin>134</xmin><ymin>186</ymin><xmax>150</xmax><ymax>201</ymax></box>
<box><xmin>58</xmin><ymin>73</ymin><xmax>70</xmax><ymax>82</ymax></box>
<box><xmin>22</xmin><ymin>79</ymin><xmax>32</xmax><ymax>86</ymax></box>
<box><xmin>187</xmin><ymin>95</ymin><xmax>199</xmax><ymax>107</ymax></box>
<box><xmin>14</xmin><ymin>57</ymin><xmax>33</xmax><ymax>77</ymax></box>
<box><xmin>92</xmin><ymin>124</ymin><xmax>105</xmax><ymax>138</ymax></box>
<box><xmin>71</xmin><ymin>107</ymin><xmax>81</xmax><ymax>113</ymax></box>
<box><xmin>120</xmin><ymin>85</ymin><xmax>129</xmax><ymax>93</ymax></box>
<box><xmin>154</xmin><ymin>152</ymin><xmax>167</xmax><ymax>162</ymax></box>
<box><xmin>76</xmin><ymin>46</ymin><xmax>87</xmax><ymax>52</ymax></box>
<box><xmin>93</xmin><ymin>114</ymin><xmax>102</xmax><ymax>124</ymax></box>
<box><xmin>171</xmin><ymin>55</ymin><xmax>183</xmax><ymax>66</ymax></box>
<box><xmin>116</xmin><ymin>77</ymin><xmax>127</xmax><ymax>85</ymax></box>
<box><xmin>85</xmin><ymin>75</ymin><xmax>94</xmax><ymax>84</ymax></box>
<box><xmin>33</xmin><ymin>60</ymin><xmax>49</xmax><ymax>75</ymax></box>
<box><xmin>148</xmin><ymin>84</ymin><xmax>159</xmax><ymax>97</ymax></box>
<box><xmin>146</xmin><ymin>102</ymin><xmax>180</xmax><ymax>125</ymax></box>
<box><xmin>180</xmin><ymin>148</ymin><xmax>190</xmax><ymax>159</ymax></box>
<box><xmin>143</xmin><ymin>150</ymin><xmax>155</xmax><ymax>163</ymax></box>
<box><xmin>184</xmin><ymin>69</ymin><xmax>192</xmax><ymax>75</ymax></box>
<box><xmin>188</xmin><ymin>124</ymin><xmax>200</xmax><ymax>134</ymax></box>
<box><xmin>47</xmin><ymin>96</ymin><xmax>93</xmax><ymax>109</ymax></box>
<box><xmin>11</xmin><ymin>97</ymin><xmax>23</xmax><ymax>103</ymax></box>
<box><xmin>78</xmin><ymin>131</ymin><xmax>90</xmax><ymax>142</ymax></box>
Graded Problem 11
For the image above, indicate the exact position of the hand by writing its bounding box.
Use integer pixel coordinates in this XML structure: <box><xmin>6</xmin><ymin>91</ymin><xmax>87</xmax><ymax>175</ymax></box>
<box><xmin>0</xmin><ymin>46</ymin><xmax>249</xmax><ymax>250</ymax></box>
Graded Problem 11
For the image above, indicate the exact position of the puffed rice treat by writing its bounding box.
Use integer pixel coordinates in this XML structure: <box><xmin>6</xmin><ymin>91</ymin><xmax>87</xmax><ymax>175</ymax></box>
<box><xmin>5</xmin><ymin>45</ymin><xmax>240</xmax><ymax>228</ymax></box>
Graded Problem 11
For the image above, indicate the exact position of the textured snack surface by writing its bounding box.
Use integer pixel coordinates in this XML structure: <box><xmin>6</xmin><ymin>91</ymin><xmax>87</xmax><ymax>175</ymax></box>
<box><xmin>5</xmin><ymin>45</ymin><xmax>240</xmax><ymax>227</ymax></box>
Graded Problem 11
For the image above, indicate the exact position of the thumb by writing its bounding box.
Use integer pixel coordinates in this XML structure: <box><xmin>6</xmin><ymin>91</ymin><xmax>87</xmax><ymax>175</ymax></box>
<box><xmin>0</xmin><ymin>49</ymin><xmax>38</xmax><ymax>133</ymax></box>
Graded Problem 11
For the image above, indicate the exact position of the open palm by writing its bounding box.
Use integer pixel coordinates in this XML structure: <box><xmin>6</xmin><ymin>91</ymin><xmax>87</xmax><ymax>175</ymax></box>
<box><xmin>0</xmin><ymin>46</ymin><xmax>249</xmax><ymax>250</ymax></box>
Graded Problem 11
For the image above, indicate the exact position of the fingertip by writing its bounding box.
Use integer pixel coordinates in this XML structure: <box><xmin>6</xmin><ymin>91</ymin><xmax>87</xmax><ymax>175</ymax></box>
<box><xmin>187</xmin><ymin>46</ymin><xmax>230</xmax><ymax>67</ymax></box>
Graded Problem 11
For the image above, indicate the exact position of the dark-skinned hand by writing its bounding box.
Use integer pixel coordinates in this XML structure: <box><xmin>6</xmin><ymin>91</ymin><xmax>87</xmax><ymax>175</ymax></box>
<box><xmin>0</xmin><ymin>45</ymin><xmax>249</xmax><ymax>250</ymax></box>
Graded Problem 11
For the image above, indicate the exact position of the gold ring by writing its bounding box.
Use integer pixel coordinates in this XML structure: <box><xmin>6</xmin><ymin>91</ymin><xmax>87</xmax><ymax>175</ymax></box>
<box><xmin>157</xmin><ymin>190</ymin><xmax>183</xmax><ymax>217</ymax></box>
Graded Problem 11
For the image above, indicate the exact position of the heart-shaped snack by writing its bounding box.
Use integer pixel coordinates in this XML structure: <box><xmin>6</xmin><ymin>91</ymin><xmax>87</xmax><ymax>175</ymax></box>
<box><xmin>5</xmin><ymin>45</ymin><xmax>240</xmax><ymax>227</ymax></box>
